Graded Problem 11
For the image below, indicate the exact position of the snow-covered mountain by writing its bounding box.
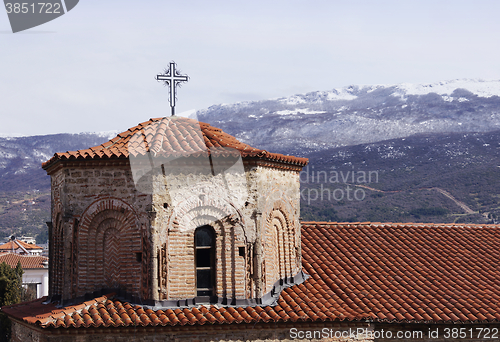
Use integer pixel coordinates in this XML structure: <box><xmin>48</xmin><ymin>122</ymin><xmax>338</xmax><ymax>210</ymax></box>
<box><xmin>3</xmin><ymin>79</ymin><xmax>500</xmax><ymax>190</ymax></box>
<box><xmin>196</xmin><ymin>79</ymin><xmax>500</xmax><ymax>156</ymax></box>
<box><xmin>0</xmin><ymin>132</ymin><xmax>116</xmax><ymax>191</ymax></box>
<box><xmin>2</xmin><ymin>79</ymin><xmax>500</xmax><ymax>228</ymax></box>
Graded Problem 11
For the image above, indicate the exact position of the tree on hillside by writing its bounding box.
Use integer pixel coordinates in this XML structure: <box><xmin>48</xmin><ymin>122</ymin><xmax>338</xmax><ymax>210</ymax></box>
<box><xmin>0</xmin><ymin>261</ymin><xmax>24</xmax><ymax>342</ymax></box>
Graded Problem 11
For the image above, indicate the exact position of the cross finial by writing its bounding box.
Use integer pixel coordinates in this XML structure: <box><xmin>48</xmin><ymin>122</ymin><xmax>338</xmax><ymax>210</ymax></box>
<box><xmin>156</xmin><ymin>62</ymin><xmax>189</xmax><ymax>116</ymax></box>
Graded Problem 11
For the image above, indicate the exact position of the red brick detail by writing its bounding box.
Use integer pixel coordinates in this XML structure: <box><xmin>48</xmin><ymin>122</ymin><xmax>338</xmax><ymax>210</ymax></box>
<box><xmin>140</xmin><ymin>229</ymin><xmax>151</xmax><ymax>300</ymax></box>
<box><xmin>167</xmin><ymin>216</ymin><xmax>249</xmax><ymax>299</ymax></box>
<box><xmin>263</xmin><ymin>202</ymin><xmax>298</xmax><ymax>293</ymax></box>
<box><xmin>77</xmin><ymin>198</ymin><xmax>141</xmax><ymax>297</ymax></box>
<box><xmin>166</xmin><ymin>198</ymin><xmax>248</xmax><ymax>299</ymax></box>
<box><xmin>172</xmin><ymin>194</ymin><xmax>246</xmax><ymax>235</ymax></box>
<box><xmin>49</xmin><ymin>172</ymin><xmax>64</xmax><ymax>298</ymax></box>
<box><xmin>70</xmin><ymin>217</ymin><xmax>79</xmax><ymax>298</ymax></box>
<box><xmin>103</xmin><ymin>228</ymin><xmax>120</xmax><ymax>287</ymax></box>
<box><xmin>158</xmin><ymin>243</ymin><xmax>168</xmax><ymax>300</ymax></box>
<box><xmin>51</xmin><ymin>212</ymin><xmax>64</xmax><ymax>297</ymax></box>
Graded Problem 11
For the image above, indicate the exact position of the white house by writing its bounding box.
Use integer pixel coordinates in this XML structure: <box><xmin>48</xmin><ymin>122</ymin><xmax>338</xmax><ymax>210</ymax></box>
<box><xmin>0</xmin><ymin>252</ymin><xmax>49</xmax><ymax>298</ymax></box>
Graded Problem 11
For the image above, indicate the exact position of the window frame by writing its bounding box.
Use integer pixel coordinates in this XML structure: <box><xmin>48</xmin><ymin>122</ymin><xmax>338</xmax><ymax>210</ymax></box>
<box><xmin>194</xmin><ymin>225</ymin><xmax>216</xmax><ymax>300</ymax></box>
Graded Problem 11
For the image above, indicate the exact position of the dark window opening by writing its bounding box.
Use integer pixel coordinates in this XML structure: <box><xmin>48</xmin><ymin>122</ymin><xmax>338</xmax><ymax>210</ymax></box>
<box><xmin>135</xmin><ymin>252</ymin><xmax>142</xmax><ymax>262</ymax></box>
<box><xmin>195</xmin><ymin>225</ymin><xmax>215</xmax><ymax>297</ymax></box>
<box><xmin>238</xmin><ymin>246</ymin><xmax>245</xmax><ymax>257</ymax></box>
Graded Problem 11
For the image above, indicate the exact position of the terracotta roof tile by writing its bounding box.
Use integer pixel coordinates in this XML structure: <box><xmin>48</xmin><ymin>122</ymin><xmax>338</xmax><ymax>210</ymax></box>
<box><xmin>0</xmin><ymin>253</ymin><xmax>47</xmax><ymax>269</ymax></box>
<box><xmin>4</xmin><ymin>222</ymin><xmax>500</xmax><ymax>328</ymax></box>
<box><xmin>300</xmin><ymin>222</ymin><xmax>500</xmax><ymax>323</ymax></box>
<box><xmin>0</xmin><ymin>240</ymin><xmax>43</xmax><ymax>251</ymax></box>
<box><xmin>42</xmin><ymin>117</ymin><xmax>307</xmax><ymax>170</ymax></box>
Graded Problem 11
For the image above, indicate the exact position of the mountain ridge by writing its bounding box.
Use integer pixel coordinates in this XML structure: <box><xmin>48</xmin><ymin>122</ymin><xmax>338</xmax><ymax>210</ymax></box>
<box><xmin>1</xmin><ymin>79</ymin><xmax>500</xmax><ymax>238</ymax></box>
<box><xmin>196</xmin><ymin>78</ymin><xmax>500</xmax><ymax>156</ymax></box>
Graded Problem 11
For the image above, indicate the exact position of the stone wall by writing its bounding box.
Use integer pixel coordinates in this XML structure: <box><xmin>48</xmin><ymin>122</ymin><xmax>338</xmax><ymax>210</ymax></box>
<box><xmin>150</xmin><ymin>159</ymin><xmax>302</xmax><ymax>302</ymax></box>
<box><xmin>254</xmin><ymin>165</ymin><xmax>302</xmax><ymax>295</ymax></box>
<box><xmin>49</xmin><ymin>163</ymin><xmax>151</xmax><ymax>301</ymax></box>
<box><xmin>150</xmin><ymin>159</ymin><xmax>250</xmax><ymax>301</ymax></box>
<box><xmin>49</xmin><ymin>157</ymin><xmax>303</xmax><ymax>305</ymax></box>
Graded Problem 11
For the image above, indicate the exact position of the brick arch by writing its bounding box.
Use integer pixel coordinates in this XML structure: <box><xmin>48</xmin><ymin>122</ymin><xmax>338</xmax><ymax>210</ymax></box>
<box><xmin>77</xmin><ymin>198</ymin><xmax>140</xmax><ymax>297</ymax></box>
<box><xmin>263</xmin><ymin>197</ymin><xmax>298</xmax><ymax>292</ymax></box>
<box><xmin>172</xmin><ymin>194</ymin><xmax>246</xmax><ymax>240</ymax></box>
<box><xmin>165</xmin><ymin>195</ymin><xmax>248</xmax><ymax>300</ymax></box>
<box><xmin>274</xmin><ymin>210</ymin><xmax>288</xmax><ymax>279</ymax></box>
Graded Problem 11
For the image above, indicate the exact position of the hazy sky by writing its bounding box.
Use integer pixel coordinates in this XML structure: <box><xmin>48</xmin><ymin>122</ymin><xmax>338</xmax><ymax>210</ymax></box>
<box><xmin>1</xmin><ymin>0</ymin><xmax>500</xmax><ymax>136</ymax></box>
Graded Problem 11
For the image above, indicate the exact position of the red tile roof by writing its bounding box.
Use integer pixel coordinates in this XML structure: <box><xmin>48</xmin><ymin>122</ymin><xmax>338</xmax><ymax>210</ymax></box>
<box><xmin>0</xmin><ymin>253</ymin><xmax>48</xmax><ymax>269</ymax></box>
<box><xmin>42</xmin><ymin>117</ymin><xmax>308</xmax><ymax>170</ymax></box>
<box><xmin>3</xmin><ymin>222</ymin><xmax>500</xmax><ymax>329</ymax></box>
<box><xmin>301</xmin><ymin>222</ymin><xmax>500</xmax><ymax>323</ymax></box>
<box><xmin>0</xmin><ymin>240</ymin><xmax>43</xmax><ymax>251</ymax></box>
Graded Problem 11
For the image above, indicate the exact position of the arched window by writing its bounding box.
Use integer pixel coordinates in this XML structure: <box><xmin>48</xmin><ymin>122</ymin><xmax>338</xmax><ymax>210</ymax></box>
<box><xmin>195</xmin><ymin>225</ymin><xmax>215</xmax><ymax>297</ymax></box>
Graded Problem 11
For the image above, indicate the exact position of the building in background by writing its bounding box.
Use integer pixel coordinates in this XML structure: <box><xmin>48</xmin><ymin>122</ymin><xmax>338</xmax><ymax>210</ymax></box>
<box><xmin>0</xmin><ymin>238</ymin><xmax>44</xmax><ymax>256</ymax></box>
<box><xmin>0</xmin><ymin>253</ymin><xmax>49</xmax><ymax>298</ymax></box>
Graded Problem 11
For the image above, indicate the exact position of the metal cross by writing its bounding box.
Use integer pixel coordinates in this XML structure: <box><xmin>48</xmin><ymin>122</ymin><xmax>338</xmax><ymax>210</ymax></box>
<box><xmin>156</xmin><ymin>62</ymin><xmax>189</xmax><ymax>116</ymax></box>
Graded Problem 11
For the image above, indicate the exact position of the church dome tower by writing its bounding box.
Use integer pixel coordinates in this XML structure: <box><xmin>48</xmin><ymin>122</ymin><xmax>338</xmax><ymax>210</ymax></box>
<box><xmin>42</xmin><ymin>116</ymin><xmax>308</xmax><ymax>306</ymax></box>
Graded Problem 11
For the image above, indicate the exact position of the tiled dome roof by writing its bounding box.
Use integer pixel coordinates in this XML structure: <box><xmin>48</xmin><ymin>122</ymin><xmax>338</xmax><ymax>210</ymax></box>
<box><xmin>42</xmin><ymin>117</ymin><xmax>307</xmax><ymax>170</ymax></box>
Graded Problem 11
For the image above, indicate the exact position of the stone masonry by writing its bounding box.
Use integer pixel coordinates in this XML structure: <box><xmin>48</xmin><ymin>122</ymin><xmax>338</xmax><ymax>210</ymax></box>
<box><xmin>45</xmin><ymin>154</ymin><xmax>304</xmax><ymax>305</ymax></box>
